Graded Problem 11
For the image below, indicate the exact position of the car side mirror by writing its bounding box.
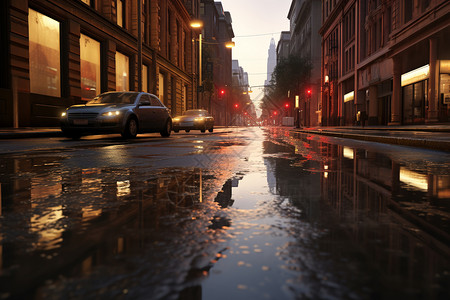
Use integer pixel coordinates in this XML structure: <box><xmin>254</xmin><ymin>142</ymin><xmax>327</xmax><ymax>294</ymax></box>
<box><xmin>139</xmin><ymin>100</ymin><xmax>151</xmax><ymax>106</ymax></box>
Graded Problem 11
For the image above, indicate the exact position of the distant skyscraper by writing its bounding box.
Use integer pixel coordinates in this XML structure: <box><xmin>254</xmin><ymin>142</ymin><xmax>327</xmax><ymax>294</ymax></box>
<box><xmin>265</xmin><ymin>38</ymin><xmax>277</xmax><ymax>87</ymax></box>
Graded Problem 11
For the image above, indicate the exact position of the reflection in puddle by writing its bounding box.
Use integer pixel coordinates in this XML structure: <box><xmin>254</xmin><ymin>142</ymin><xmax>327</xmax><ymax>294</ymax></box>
<box><xmin>0</xmin><ymin>127</ymin><xmax>449</xmax><ymax>299</ymax></box>
<box><xmin>0</xmin><ymin>151</ymin><xmax>230</xmax><ymax>298</ymax></box>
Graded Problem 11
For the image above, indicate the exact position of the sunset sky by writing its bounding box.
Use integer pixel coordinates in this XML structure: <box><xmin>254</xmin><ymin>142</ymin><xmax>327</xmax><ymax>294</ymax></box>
<box><xmin>221</xmin><ymin>0</ymin><xmax>292</xmax><ymax>104</ymax></box>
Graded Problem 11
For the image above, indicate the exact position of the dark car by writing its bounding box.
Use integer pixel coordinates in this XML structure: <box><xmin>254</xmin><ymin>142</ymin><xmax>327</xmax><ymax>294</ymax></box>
<box><xmin>60</xmin><ymin>91</ymin><xmax>172</xmax><ymax>138</ymax></box>
<box><xmin>172</xmin><ymin>109</ymin><xmax>214</xmax><ymax>133</ymax></box>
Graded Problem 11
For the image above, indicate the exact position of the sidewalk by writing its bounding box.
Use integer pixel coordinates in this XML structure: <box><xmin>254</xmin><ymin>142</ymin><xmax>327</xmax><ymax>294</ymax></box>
<box><xmin>293</xmin><ymin>124</ymin><xmax>450</xmax><ymax>152</ymax></box>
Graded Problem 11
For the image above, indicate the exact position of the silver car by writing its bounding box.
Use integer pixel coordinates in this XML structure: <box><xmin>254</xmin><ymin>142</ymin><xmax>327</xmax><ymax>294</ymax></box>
<box><xmin>172</xmin><ymin>109</ymin><xmax>214</xmax><ymax>133</ymax></box>
<box><xmin>60</xmin><ymin>91</ymin><xmax>172</xmax><ymax>139</ymax></box>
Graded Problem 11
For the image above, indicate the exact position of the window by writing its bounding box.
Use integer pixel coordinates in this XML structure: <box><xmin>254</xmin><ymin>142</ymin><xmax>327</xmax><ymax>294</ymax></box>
<box><xmin>139</xmin><ymin>94</ymin><xmax>151</xmax><ymax>105</ymax></box>
<box><xmin>404</xmin><ymin>0</ymin><xmax>413</xmax><ymax>23</ymax></box>
<box><xmin>158</xmin><ymin>72</ymin><xmax>165</xmax><ymax>104</ymax></box>
<box><xmin>115</xmin><ymin>51</ymin><xmax>129</xmax><ymax>91</ymax></box>
<box><xmin>150</xmin><ymin>95</ymin><xmax>163</xmax><ymax>106</ymax></box>
<box><xmin>80</xmin><ymin>34</ymin><xmax>101</xmax><ymax>100</ymax></box>
<box><xmin>28</xmin><ymin>9</ymin><xmax>60</xmax><ymax>97</ymax></box>
<box><xmin>182</xmin><ymin>85</ymin><xmax>187</xmax><ymax>113</ymax></box>
<box><xmin>142</xmin><ymin>64</ymin><xmax>148</xmax><ymax>92</ymax></box>
<box><xmin>117</xmin><ymin>0</ymin><xmax>124</xmax><ymax>27</ymax></box>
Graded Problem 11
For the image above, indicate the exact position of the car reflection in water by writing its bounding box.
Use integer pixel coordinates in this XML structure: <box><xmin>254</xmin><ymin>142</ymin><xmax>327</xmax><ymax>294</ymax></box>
<box><xmin>60</xmin><ymin>91</ymin><xmax>172</xmax><ymax>139</ymax></box>
<box><xmin>172</xmin><ymin>109</ymin><xmax>214</xmax><ymax>133</ymax></box>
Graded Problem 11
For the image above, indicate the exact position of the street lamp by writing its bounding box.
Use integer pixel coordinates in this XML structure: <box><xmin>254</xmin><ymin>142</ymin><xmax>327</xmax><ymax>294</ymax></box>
<box><xmin>190</xmin><ymin>20</ymin><xmax>203</xmax><ymax>88</ymax></box>
<box><xmin>190</xmin><ymin>20</ymin><xmax>203</xmax><ymax>109</ymax></box>
<box><xmin>225</xmin><ymin>41</ymin><xmax>235</xmax><ymax>49</ymax></box>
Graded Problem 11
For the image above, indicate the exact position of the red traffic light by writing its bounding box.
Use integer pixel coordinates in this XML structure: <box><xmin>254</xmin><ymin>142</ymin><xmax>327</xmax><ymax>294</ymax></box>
<box><xmin>220</xmin><ymin>89</ymin><xmax>225</xmax><ymax>95</ymax></box>
<box><xmin>273</xmin><ymin>111</ymin><xmax>278</xmax><ymax>115</ymax></box>
<box><xmin>306</xmin><ymin>89</ymin><xmax>312</xmax><ymax>96</ymax></box>
<box><xmin>234</xmin><ymin>103</ymin><xmax>239</xmax><ymax>108</ymax></box>
<box><xmin>285</xmin><ymin>103</ymin><xmax>289</xmax><ymax>108</ymax></box>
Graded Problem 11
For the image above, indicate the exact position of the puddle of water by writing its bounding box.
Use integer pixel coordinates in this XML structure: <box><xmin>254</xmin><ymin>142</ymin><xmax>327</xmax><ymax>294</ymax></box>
<box><xmin>201</xmin><ymin>128</ymin><xmax>450</xmax><ymax>300</ymax></box>
<box><xmin>0</xmin><ymin>127</ymin><xmax>449</xmax><ymax>299</ymax></box>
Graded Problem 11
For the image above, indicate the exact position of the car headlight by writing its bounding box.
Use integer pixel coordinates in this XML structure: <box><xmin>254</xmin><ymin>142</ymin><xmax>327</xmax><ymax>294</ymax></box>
<box><xmin>194</xmin><ymin>117</ymin><xmax>205</xmax><ymax>122</ymax></box>
<box><xmin>61</xmin><ymin>112</ymin><xmax>67</xmax><ymax>117</ymax></box>
<box><xmin>173</xmin><ymin>117</ymin><xmax>180</xmax><ymax>122</ymax></box>
<box><xmin>101</xmin><ymin>111</ymin><xmax>121</xmax><ymax>117</ymax></box>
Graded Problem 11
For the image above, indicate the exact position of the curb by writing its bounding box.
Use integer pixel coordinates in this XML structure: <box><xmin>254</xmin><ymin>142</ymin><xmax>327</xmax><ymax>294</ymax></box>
<box><xmin>0</xmin><ymin>131</ymin><xmax>63</xmax><ymax>139</ymax></box>
<box><xmin>295</xmin><ymin>129</ymin><xmax>450</xmax><ymax>152</ymax></box>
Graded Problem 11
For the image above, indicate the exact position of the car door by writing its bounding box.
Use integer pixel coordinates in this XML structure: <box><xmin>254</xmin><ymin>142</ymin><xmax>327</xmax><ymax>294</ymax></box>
<box><xmin>149</xmin><ymin>95</ymin><xmax>167</xmax><ymax>131</ymax></box>
<box><xmin>136</xmin><ymin>94</ymin><xmax>153</xmax><ymax>132</ymax></box>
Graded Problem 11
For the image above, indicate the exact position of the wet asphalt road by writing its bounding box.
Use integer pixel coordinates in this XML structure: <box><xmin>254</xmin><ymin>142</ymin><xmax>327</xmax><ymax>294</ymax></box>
<box><xmin>0</xmin><ymin>127</ymin><xmax>449</xmax><ymax>299</ymax></box>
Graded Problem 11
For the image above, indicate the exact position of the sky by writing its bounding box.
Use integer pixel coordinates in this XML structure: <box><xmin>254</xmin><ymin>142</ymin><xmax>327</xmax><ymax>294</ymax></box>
<box><xmin>221</xmin><ymin>0</ymin><xmax>292</xmax><ymax>104</ymax></box>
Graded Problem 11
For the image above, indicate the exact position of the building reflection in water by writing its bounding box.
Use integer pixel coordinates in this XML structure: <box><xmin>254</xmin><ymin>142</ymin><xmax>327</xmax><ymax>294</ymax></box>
<box><xmin>265</xmin><ymin>128</ymin><xmax>450</xmax><ymax>298</ymax></box>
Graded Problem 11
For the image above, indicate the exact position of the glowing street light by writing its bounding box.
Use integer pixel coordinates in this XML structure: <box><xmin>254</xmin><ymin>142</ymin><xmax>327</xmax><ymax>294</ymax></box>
<box><xmin>225</xmin><ymin>41</ymin><xmax>235</xmax><ymax>49</ymax></box>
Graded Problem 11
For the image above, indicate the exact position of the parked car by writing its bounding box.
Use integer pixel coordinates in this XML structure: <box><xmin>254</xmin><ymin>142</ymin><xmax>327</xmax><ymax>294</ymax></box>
<box><xmin>60</xmin><ymin>91</ymin><xmax>172</xmax><ymax>139</ymax></box>
<box><xmin>172</xmin><ymin>109</ymin><xmax>214</xmax><ymax>133</ymax></box>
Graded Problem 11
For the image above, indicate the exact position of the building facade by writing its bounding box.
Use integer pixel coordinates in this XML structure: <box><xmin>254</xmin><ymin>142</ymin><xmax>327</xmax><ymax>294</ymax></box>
<box><xmin>276</xmin><ymin>31</ymin><xmax>291</xmax><ymax>63</ymax></box>
<box><xmin>287</xmin><ymin>0</ymin><xmax>322</xmax><ymax>127</ymax></box>
<box><xmin>320</xmin><ymin>0</ymin><xmax>450</xmax><ymax>126</ymax></box>
<box><xmin>0</xmin><ymin>0</ymin><xmax>202</xmax><ymax>127</ymax></box>
<box><xmin>199</xmin><ymin>0</ymin><xmax>234</xmax><ymax>126</ymax></box>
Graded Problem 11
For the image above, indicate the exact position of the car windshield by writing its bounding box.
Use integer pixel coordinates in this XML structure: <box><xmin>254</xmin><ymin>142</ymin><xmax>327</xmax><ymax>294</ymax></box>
<box><xmin>184</xmin><ymin>110</ymin><xmax>207</xmax><ymax>116</ymax></box>
<box><xmin>88</xmin><ymin>92</ymin><xmax>138</xmax><ymax>104</ymax></box>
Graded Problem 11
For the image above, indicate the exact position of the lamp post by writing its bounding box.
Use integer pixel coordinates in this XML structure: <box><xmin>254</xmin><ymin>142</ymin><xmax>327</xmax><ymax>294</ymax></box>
<box><xmin>190</xmin><ymin>20</ymin><xmax>203</xmax><ymax>109</ymax></box>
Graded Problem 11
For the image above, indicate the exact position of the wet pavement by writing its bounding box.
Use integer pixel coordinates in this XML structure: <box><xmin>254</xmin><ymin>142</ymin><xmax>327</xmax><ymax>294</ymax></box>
<box><xmin>0</xmin><ymin>127</ymin><xmax>449</xmax><ymax>299</ymax></box>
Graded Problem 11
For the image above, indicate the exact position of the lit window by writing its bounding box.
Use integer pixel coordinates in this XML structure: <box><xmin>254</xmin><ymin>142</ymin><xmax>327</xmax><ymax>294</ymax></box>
<box><xmin>159</xmin><ymin>72</ymin><xmax>165</xmax><ymax>104</ymax></box>
<box><xmin>142</xmin><ymin>65</ymin><xmax>148</xmax><ymax>92</ymax></box>
<box><xmin>28</xmin><ymin>9</ymin><xmax>60</xmax><ymax>97</ymax></box>
<box><xmin>117</xmin><ymin>0</ymin><xmax>124</xmax><ymax>27</ymax></box>
<box><xmin>115</xmin><ymin>51</ymin><xmax>129</xmax><ymax>91</ymax></box>
<box><xmin>81</xmin><ymin>0</ymin><xmax>90</xmax><ymax>5</ymax></box>
<box><xmin>80</xmin><ymin>34</ymin><xmax>101</xmax><ymax>100</ymax></box>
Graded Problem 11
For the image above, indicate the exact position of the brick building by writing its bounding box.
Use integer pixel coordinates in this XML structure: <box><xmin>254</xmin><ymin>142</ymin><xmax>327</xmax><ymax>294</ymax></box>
<box><xmin>199</xmin><ymin>0</ymin><xmax>234</xmax><ymax>125</ymax></box>
<box><xmin>320</xmin><ymin>0</ymin><xmax>450</xmax><ymax>126</ymax></box>
<box><xmin>0</xmin><ymin>0</ymin><xmax>202</xmax><ymax>127</ymax></box>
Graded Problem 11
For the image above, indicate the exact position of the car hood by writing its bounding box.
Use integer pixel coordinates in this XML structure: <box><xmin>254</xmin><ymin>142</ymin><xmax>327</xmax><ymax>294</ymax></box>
<box><xmin>175</xmin><ymin>116</ymin><xmax>197</xmax><ymax>122</ymax></box>
<box><xmin>66</xmin><ymin>103</ymin><xmax>131</xmax><ymax>113</ymax></box>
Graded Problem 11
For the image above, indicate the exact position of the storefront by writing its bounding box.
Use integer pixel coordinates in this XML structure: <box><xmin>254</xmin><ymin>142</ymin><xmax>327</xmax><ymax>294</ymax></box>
<box><xmin>401</xmin><ymin>65</ymin><xmax>429</xmax><ymax>124</ymax></box>
<box><xmin>343</xmin><ymin>91</ymin><xmax>354</xmax><ymax>125</ymax></box>
<box><xmin>440</xmin><ymin>60</ymin><xmax>450</xmax><ymax>121</ymax></box>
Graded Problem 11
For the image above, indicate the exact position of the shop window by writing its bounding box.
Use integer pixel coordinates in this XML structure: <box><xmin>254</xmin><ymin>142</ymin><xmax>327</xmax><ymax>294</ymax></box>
<box><xmin>115</xmin><ymin>51</ymin><xmax>129</xmax><ymax>91</ymax></box>
<box><xmin>80</xmin><ymin>34</ymin><xmax>101</xmax><ymax>100</ymax></box>
<box><xmin>28</xmin><ymin>9</ymin><xmax>61</xmax><ymax>97</ymax></box>
<box><xmin>441</xmin><ymin>74</ymin><xmax>450</xmax><ymax>105</ymax></box>
<box><xmin>403</xmin><ymin>81</ymin><xmax>427</xmax><ymax>124</ymax></box>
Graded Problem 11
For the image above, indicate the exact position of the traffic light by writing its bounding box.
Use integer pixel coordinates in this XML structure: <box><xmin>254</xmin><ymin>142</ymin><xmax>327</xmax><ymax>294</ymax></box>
<box><xmin>273</xmin><ymin>111</ymin><xmax>278</xmax><ymax>115</ymax></box>
<box><xmin>306</xmin><ymin>89</ymin><xmax>312</xmax><ymax>97</ymax></box>
<box><xmin>285</xmin><ymin>103</ymin><xmax>289</xmax><ymax>109</ymax></box>
<box><xmin>218</xmin><ymin>89</ymin><xmax>226</xmax><ymax>98</ymax></box>
<box><xmin>234</xmin><ymin>103</ymin><xmax>239</xmax><ymax>109</ymax></box>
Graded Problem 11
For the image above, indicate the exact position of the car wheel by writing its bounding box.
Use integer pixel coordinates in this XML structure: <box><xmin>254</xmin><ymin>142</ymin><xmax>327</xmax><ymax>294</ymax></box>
<box><xmin>208</xmin><ymin>127</ymin><xmax>213</xmax><ymax>133</ymax></box>
<box><xmin>174</xmin><ymin>129</ymin><xmax>179</xmax><ymax>133</ymax></box>
<box><xmin>121</xmin><ymin>117</ymin><xmax>138</xmax><ymax>138</ymax></box>
<box><xmin>185</xmin><ymin>130</ymin><xmax>190</xmax><ymax>133</ymax></box>
<box><xmin>160</xmin><ymin>119</ymin><xmax>172</xmax><ymax>137</ymax></box>
<box><xmin>201</xmin><ymin>129</ymin><xmax>206</xmax><ymax>133</ymax></box>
